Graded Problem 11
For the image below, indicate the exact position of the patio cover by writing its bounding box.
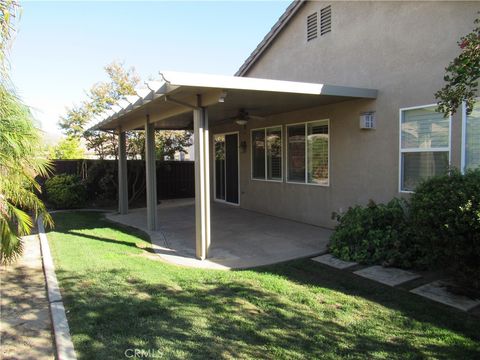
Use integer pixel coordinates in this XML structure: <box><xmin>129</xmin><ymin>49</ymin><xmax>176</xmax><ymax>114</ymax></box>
<box><xmin>86</xmin><ymin>71</ymin><xmax>377</xmax><ymax>261</ymax></box>
<box><xmin>86</xmin><ymin>71</ymin><xmax>378</xmax><ymax>132</ymax></box>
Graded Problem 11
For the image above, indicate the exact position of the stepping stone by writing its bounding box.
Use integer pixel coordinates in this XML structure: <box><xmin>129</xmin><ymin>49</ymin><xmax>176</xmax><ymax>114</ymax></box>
<box><xmin>311</xmin><ymin>254</ymin><xmax>358</xmax><ymax>269</ymax></box>
<box><xmin>411</xmin><ymin>281</ymin><xmax>480</xmax><ymax>311</ymax></box>
<box><xmin>354</xmin><ymin>265</ymin><xmax>420</xmax><ymax>286</ymax></box>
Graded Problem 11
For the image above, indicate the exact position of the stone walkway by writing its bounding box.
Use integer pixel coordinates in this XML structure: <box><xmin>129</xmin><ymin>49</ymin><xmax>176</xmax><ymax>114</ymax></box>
<box><xmin>1</xmin><ymin>235</ymin><xmax>55</xmax><ymax>360</ymax></box>
<box><xmin>312</xmin><ymin>253</ymin><xmax>480</xmax><ymax>313</ymax></box>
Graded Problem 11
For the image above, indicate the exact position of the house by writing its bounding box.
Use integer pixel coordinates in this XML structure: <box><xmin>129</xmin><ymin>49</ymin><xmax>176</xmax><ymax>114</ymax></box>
<box><xmin>87</xmin><ymin>1</ymin><xmax>480</xmax><ymax>261</ymax></box>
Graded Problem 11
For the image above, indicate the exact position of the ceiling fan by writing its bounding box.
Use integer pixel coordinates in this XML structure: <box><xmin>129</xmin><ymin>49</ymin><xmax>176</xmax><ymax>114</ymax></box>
<box><xmin>230</xmin><ymin>109</ymin><xmax>265</xmax><ymax>126</ymax></box>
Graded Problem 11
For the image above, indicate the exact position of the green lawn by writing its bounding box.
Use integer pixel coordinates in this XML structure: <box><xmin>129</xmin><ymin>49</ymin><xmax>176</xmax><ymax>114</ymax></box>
<box><xmin>47</xmin><ymin>212</ymin><xmax>480</xmax><ymax>359</ymax></box>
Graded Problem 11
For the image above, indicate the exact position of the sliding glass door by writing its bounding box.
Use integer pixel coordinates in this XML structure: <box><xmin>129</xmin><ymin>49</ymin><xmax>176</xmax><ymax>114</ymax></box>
<box><xmin>214</xmin><ymin>133</ymin><xmax>239</xmax><ymax>205</ymax></box>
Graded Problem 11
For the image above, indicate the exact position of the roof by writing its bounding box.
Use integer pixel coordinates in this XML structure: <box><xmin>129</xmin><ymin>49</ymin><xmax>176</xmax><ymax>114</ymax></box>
<box><xmin>235</xmin><ymin>0</ymin><xmax>306</xmax><ymax>77</ymax></box>
<box><xmin>86</xmin><ymin>71</ymin><xmax>378</xmax><ymax>132</ymax></box>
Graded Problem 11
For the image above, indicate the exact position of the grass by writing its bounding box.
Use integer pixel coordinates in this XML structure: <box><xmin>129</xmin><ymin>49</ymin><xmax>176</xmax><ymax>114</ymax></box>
<box><xmin>47</xmin><ymin>211</ymin><xmax>480</xmax><ymax>359</ymax></box>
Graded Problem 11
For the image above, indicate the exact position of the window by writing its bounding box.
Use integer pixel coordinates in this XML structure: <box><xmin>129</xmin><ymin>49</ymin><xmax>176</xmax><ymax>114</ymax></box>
<box><xmin>462</xmin><ymin>100</ymin><xmax>480</xmax><ymax>171</ymax></box>
<box><xmin>287</xmin><ymin>120</ymin><xmax>329</xmax><ymax>185</ymax></box>
<box><xmin>400</xmin><ymin>105</ymin><xmax>450</xmax><ymax>192</ymax></box>
<box><xmin>251</xmin><ymin>127</ymin><xmax>282</xmax><ymax>181</ymax></box>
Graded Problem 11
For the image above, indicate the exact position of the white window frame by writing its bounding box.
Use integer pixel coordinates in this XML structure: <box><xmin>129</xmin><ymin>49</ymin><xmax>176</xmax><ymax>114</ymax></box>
<box><xmin>250</xmin><ymin>126</ymin><xmax>283</xmax><ymax>182</ymax></box>
<box><xmin>286</xmin><ymin>119</ymin><xmax>330</xmax><ymax>187</ymax></box>
<box><xmin>398</xmin><ymin>104</ymin><xmax>452</xmax><ymax>193</ymax></box>
<box><xmin>461</xmin><ymin>98</ymin><xmax>480</xmax><ymax>173</ymax></box>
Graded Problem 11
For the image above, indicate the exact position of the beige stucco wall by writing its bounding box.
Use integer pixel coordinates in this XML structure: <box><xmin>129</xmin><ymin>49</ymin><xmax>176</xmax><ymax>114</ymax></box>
<box><xmin>211</xmin><ymin>1</ymin><xmax>478</xmax><ymax>228</ymax></box>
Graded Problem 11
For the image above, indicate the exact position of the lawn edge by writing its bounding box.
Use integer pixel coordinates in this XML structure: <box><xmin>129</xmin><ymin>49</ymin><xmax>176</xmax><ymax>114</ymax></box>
<box><xmin>38</xmin><ymin>214</ymin><xmax>77</xmax><ymax>360</ymax></box>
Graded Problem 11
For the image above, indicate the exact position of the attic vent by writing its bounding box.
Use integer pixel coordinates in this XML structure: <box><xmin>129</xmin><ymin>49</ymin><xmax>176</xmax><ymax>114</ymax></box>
<box><xmin>320</xmin><ymin>5</ymin><xmax>331</xmax><ymax>35</ymax></box>
<box><xmin>306</xmin><ymin>12</ymin><xmax>318</xmax><ymax>41</ymax></box>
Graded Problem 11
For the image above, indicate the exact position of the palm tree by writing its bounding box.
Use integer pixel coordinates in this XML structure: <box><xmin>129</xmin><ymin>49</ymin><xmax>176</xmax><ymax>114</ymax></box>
<box><xmin>1</xmin><ymin>1</ymin><xmax>53</xmax><ymax>263</ymax></box>
<box><xmin>0</xmin><ymin>85</ymin><xmax>53</xmax><ymax>263</ymax></box>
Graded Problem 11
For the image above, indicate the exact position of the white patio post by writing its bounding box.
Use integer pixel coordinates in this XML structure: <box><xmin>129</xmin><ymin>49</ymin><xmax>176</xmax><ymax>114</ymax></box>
<box><xmin>117</xmin><ymin>128</ymin><xmax>128</xmax><ymax>215</ymax></box>
<box><xmin>194</xmin><ymin>106</ymin><xmax>211</xmax><ymax>260</ymax></box>
<box><xmin>145</xmin><ymin>115</ymin><xmax>158</xmax><ymax>231</ymax></box>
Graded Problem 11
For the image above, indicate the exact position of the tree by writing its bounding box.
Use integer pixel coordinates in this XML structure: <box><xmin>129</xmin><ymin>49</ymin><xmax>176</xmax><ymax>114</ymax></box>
<box><xmin>49</xmin><ymin>136</ymin><xmax>84</xmax><ymax>159</ymax></box>
<box><xmin>436</xmin><ymin>15</ymin><xmax>480</xmax><ymax>116</ymax></box>
<box><xmin>0</xmin><ymin>0</ymin><xmax>53</xmax><ymax>263</ymax></box>
<box><xmin>59</xmin><ymin>61</ymin><xmax>140</xmax><ymax>159</ymax></box>
<box><xmin>0</xmin><ymin>87</ymin><xmax>53</xmax><ymax>263</ymax></box>
<box><xmin>60</xmin><ymin>61</ymin><xmax>193</xmax><ymax>160</ymax></box>
<box><xmin>156</xmin><ymin>131</ymin><xmax>192</xmax><ymax>160</ymax></box>
<box><xmin>0</xmin><ymin>0</ymin><xmax>19</xmax><ymax>76</ymax></box>
<box><xmin>58</xmin><ymin>105</ymin><xmax>89</xmax><ymax>138</ymax></box>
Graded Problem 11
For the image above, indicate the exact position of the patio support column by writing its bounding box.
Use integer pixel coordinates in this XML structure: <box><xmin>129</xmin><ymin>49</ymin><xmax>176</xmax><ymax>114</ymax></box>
<box><xmin>145</xmin><ymin>114</ymin><xmax>158</xmax><ymax>231</ymax></box>
<box><xmin>117</xmin><ymin>128</ymin><xmax>128</xmax><ymax>215</ymax></box>
<box><xmin>194</xmin><ymin>105</ymin><xmax>211</xmax><ymax>260</ymax></box>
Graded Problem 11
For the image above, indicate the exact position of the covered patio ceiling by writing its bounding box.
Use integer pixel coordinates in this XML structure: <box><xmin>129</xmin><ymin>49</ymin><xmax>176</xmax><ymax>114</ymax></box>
<box><xmin>86</xmin><ymin>71</ymin><xmax>378</xmax><ymax>132</ymax></box>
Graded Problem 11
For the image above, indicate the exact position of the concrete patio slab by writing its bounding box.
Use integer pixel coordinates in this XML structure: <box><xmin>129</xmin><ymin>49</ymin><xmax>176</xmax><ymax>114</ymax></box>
<box><xmin>107</xmin><ymin>199</ymin><xmax>331</xmax><ymax>269</ymax></box>
<box><xmin>354</xmin><ymin>265</ymin><xmax>421</xmax><ymax>286</ymax></box>
<box><xmin>311</xmin><ymin>254</ymin><xmax>358</xmax><ymax>269</ymax></box>
<box><xmin>411</xmin><ymin>281</ymin><xmax>480</xmax><ymax>311</ymax></box>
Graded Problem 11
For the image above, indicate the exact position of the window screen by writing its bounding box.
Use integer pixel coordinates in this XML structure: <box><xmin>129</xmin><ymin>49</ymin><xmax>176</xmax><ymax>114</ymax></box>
<box><xmin>465</xmin><ymin>101</ymin><xmax>480</xmax><ymax>170</ymax></box>
<box><xmin>267</xmin><ymin>127</ymin><xmax>282</xmax><ymax>180</ymax></box>
<box><xmin>287</xmin><ymin>124</ymin><xmax>306</xmax><ymax>182</ymax></box>
<box><xmin>252</xmin><ymin>127</ymin><xmax>283</xmax><ymax>181</ymax></box>
<box><xmin>251</xmin><ymin>129</ymin><xmax>265</xmax><ymax>179</ymax></box>
<box><xmin>307</xmin><ymin>120</ymin><xmax>329</xmax><ymax>184</ymax></box>
<box><xmin>400</xmin><ymin>106</ymin><xmax>450</xmax><ymax>191</ymax></box>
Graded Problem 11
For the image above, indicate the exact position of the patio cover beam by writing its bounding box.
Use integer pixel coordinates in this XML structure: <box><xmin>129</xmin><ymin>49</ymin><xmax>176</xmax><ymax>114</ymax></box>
<box><xmin>117</xmin><ymin>129</ymin><xmax>128</xmax><ymax>215</ymax></box>
<box><xmin>86</xmin><ymin>72</ymin><xmax>378</xmax><ymax>133</ymax></box>
<box><xmin>194</xmin><ymin>101</ymin><xmax>211</xmax><ymax>260</ymax></box>
<box><xmin>145</xmin><ymin>115</ymin><xmax>158</xmax><ymax>231</ymax></box>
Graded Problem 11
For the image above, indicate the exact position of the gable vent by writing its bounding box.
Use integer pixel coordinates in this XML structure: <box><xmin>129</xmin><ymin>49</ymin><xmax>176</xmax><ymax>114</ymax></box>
<box><xmin>306</xmin><ymin>12</ymin><xmax>318</xmax><ymax>41</ymax></box>
<box><xmin>320</xmin><ymin>5</ymin><xmax>331</xmax><ymax>35</ymax></box>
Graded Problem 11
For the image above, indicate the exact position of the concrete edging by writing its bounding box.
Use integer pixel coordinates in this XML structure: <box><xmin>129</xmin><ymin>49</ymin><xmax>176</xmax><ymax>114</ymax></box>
<box><xmin>38</xmin><ymin>215</ymin><xmax>77</xmax><ymax>360</ymax></box>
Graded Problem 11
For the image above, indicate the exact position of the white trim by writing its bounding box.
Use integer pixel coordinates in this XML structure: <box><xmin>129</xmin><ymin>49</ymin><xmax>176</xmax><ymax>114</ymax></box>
<box><xmin>250</xmin><ymin>126</ymin><xmax>284</xmax><ymax>182</ymax></box>
<box><xmin>213</xmin><ymin>131</ymin><xmax>240</xmax><ymax>206</ymax></box>
<box><xmin>160</xmin><ymin>71</ymin><xmax>378</xmax><ymax>98</ymax></box>
<box><xmin>285</xmin><ymin>119</ymin><xmax>330</xmax><ymax>187</ymax></box>
<box><xmin>88</xmin><ymin>69</ymin><xmax>378</xmax><ymax>132</ymax></box>
<box><xmin>400</xmin><ymin>103</ymin><xmax>439</xmax><ymax>111</ymax></box>
<box><xmin>398</xmin><ymin>104</ymin><xmax>452</xmax><ymax>193</ymax></box>
<box><xmin>461</xmin><ymin>98</ymin><xmax>480</xmax><ymax>173</ymax></box>
<box><xmin>400</xmin><ymin>147</ymin><xmax>450</xmax><ymax>153</ymax></box>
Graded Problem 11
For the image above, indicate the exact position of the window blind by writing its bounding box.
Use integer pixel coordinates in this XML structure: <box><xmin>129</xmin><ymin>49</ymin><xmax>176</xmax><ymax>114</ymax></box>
<box><xmin>401</xmin><ymin>108</ymin><xmax>449</xmax><ymax>149</ymax></box>
<box><xmin>307</xmin><ymin>120</ymin><xmax>329</xmax><ymax>184</ymax></box>
<box><xmin>252</xmin><ymin>130</ymin><xmax>265</xmax><ymax>179</ymax></box>
<box><xmin>400</xmin><ymin>106</ymin><xmax>450</xmax><ymax>191</ymax></box>
<box><xmin>267</xmin><ymin>127</ymin><xmax>282</xmax><ymax>180</ymax></box>
<box><xmin>466</xmin><ymin>102</ymin><xmax>480</xmax><ymax>170</ymax></box>
<box><xmin>287</xmin><ymin>125</ymin><xmax>306</xmax><ymax>182</ymax></box>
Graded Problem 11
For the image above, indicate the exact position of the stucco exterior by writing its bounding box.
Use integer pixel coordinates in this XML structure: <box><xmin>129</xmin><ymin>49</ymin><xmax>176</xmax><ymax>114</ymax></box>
<box><xmin>210</xmin><ymin>1</ymin><xmax>478</xmax><ymax>228</ymax></box>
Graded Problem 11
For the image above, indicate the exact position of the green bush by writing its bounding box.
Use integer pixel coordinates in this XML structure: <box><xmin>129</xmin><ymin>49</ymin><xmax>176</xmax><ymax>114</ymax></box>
<box><xmin>410</xmin><ymin>169</ymin><xmax>480</xmax><ymax>289</ymax></box>
<box><xmin>45</xmin><ymin>174</ymin><xmax>86</xmax><ymax>209</ymax></box>
<box><xmin>330</xmin><ymin>169</ymin><xmax>480</xmax><ymax>291</ymax></box>
<box><xmin>329</xmin><ymin>198</ymin><xmax>415</xmax><ymax>268</ymax></box>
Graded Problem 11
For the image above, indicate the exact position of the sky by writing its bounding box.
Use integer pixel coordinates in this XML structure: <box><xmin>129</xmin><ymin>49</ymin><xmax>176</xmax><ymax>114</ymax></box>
<box><xmin>10</xmin><ymin>0</ymin><xmax>290</xmax><ymax>138</ymax></box>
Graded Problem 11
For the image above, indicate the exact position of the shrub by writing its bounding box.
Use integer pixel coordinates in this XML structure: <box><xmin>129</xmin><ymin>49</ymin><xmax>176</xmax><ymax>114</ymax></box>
<box><xmin>84</xmin><ymin>160</ymin><xmax>117</xmax><ymax>202</ymax></box>
<box><xmin>410</xmin><ymin>169</ymin><xmax>480</xmax><ymax>289</ymax></box>
<box><xmin>329</xmin><ymin>198</ymin><xmax>414</xmax><ymax>268</ymax></box>
<box><xmin>45</xmin><ymin>174</ymin><xmax>86</xmax><ymax>209</ymax></box>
